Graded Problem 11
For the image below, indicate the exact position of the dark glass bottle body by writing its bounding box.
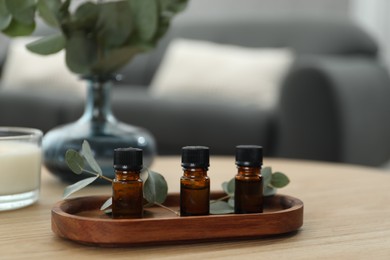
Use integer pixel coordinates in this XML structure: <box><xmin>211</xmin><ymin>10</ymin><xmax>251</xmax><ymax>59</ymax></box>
<box><xmin>234</xmin><ymin>145</ymin><xmax>263</xmax><ymax>214</ymax></box>
<box><xmin>112</xmin><ymin>147</ymin><xmax>143</xmax><ymax>219</ymax></box>
<box><xmin>234</xmin><ymin>166</ymin><xmax>263</xmax><ymax>214</ymax></box>
<box><xmin>112</xmin><ymin>169</ymin><xmax>143</xmax><ymax>219</ymax></box>
<box><xmin>180</xmin><ymin>167</ymin><xmax>210</xmax><ymax>216</ymax></box>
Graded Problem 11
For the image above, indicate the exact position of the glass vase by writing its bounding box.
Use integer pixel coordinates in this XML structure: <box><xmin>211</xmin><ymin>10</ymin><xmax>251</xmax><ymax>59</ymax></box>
<box><xmin>42</xmin><ymin>76</ymin><xmax>156</xmax><ymax>183</ymax></box>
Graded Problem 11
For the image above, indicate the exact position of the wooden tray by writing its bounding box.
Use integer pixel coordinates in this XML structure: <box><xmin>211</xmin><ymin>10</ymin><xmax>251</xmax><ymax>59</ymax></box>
<box><xmin>51</xmin><ymin>192</ymin><xmax>303</xmax><ymax>247</ymax></box>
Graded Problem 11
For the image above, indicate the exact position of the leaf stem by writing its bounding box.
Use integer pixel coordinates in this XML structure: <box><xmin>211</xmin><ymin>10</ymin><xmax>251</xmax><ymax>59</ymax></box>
<box><xmin>210</xmin><ymin>194</ymin><xmax>232</xmax><ymax>204</ymax></box>
<box><xmin>83</xmin><ymin>169</ymin><xmax>113</xmax><ymax>183</ymax></box>
<box><xmin>154</xmin><ymin>202</ymin><xmax>180</xmax><ymax>216</ymax></box>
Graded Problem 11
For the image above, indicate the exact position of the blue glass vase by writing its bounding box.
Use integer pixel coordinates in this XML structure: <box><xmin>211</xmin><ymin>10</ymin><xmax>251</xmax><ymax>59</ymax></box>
<box><xmin>42</xmin><ymin>76</ymin><xmax>156</xmax><ymax>183</ymax></box>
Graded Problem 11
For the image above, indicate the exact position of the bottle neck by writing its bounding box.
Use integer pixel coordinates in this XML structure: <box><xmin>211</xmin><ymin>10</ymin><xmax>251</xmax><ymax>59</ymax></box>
<box><xmin>236</xmin><ymin>166</ymin><xmax>261</xmax><ymax>176</ymax></box>
<box><xmin>183</xmin><ymin>167</ymin><xmax>208</xmax><ymax>178</ymax></box>
<box><xmin>81</xmin><ymin>77</ymin><xmax>116</xmax><ymax>123</ymax></box>
<box><xmin>115</xmin><ymin>170</ymin><xmax>141</xmax><ymax>181</ymax></box>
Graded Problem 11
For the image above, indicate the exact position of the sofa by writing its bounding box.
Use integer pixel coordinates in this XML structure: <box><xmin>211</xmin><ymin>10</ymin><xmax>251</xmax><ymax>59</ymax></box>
<box><xmin>1</xmin><ymin>11</ymin><xmax>390</xmax><ymax>168</ymax></box>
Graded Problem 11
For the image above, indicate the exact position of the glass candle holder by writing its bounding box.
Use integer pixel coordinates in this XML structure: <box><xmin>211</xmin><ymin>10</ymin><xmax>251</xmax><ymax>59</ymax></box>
<box><xmin>0</xmin><ymin>127</ymin><xmax>43</xmax><ymax>211</ymax></box>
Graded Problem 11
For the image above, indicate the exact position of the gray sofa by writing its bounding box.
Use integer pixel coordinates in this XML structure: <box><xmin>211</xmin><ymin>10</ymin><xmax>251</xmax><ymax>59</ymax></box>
<box><xmin>1</xmin><ymin>13</ymin><xmax>390</xmax><ymax>167</ymax></box>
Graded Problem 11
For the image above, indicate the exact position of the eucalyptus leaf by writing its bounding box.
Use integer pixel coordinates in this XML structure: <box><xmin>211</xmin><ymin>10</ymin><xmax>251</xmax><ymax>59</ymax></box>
<box><xmin>154</xmin><ymin>0</ymin><xmax>188</xmax><ymax>40</ymax></box>
<box><xmin>0</xmin><ymin>14</ymin><xmax>11</xmax><ymax>31</ymax></box>
<box><xmin>210</xmin><ymin>201</ymin><xmax>234</xmax><ymax>215</ymax></box>
<box><xmin>65</xmin><ymin>31</ymin><xmax>96</xmax><ymax>74</ymax></box>
<box><xmin>73</xmin><ymin>2</ymin><xmax>98</xmax><ymax>30</ymax></box>
<box><xmin>81</xmin><ymin>140</ymin><xmax>102</xmax><ymax>175</ymax></box>
<box><xmin>91</xmin><ymin>46</ymin><xmax>142</xmax><ymax>75</ymax></box>
<box><xmin>262</xmin><ymin>167</ymin><xmax>272</xmax><ymax>187</ymax></box>
<box><xmin>270</xmin><ymin>172</ymin><xmax>290</xmax><ymax>188</ymax></box>
<box><xmin>159</xmin><ymin>0</ymin><xmax>188</xmax><ymax>16</ymax></box>
<box><xmin>37</xmin><ymin>0</ymin><xmax>62</xmax><ymax>28</ymax></box>
<box><xmin>140</xmin><ymin>168</ymin><xmax>149</xmax><ymax>183</ymax></box>
<box><xmin>222</xmin><ymin>177</ymin><xmax>235</xmax><ymax>195</ymax></box>
<box><xmin>143</xmin><ymin>170</ymin><xmax>168</xmax><ymax>205</ymax></box>
<box><xmin>65</xmin><ymin>149</ymin><xmax>84</xmax><ymax>174</ymax></box>
<box><xmin>228</xmin><ymin>196</ymin><xmax>234</xmax><ymax>208</ymax></box>
<box><xmin>63</xmin><ymin>176</ymin><xmax>99</xmax><ymax>198</ymax></box>
<box><xmin>100</xmin><ymin>197</ymin><xmax>112</xmax><ymax>211</ymax></box>
<box><xmin>5</xmin><ymin>0</ymin><xmax>36</xmax><ymax>25</ymax></box>
<box><xmin>58</xmin><ymin>0</ymin><xmax>70</xmax><ymax>22</ymax></box>
<box><xmin>0</xmin><ymin>0</ymin><xmax>11</xmax><ymax>31</ymax></box>
<box><xmin>221</xmin><ymin>182</ymin><xmax>229</xmax><ymax>195</ymax></box>
<box><xmin>130</xmin><ymin>0</ymin><xmax>158</xmax><ymax>41</ymax></box>
<box><xmin>2</xmin><ymin>18</ymin><xmax>35</xmax><ymax>36</ymax></box>
<box><xmin>264</xmin><ymin>185</ymin><xmax>277</xmax><ymax>196</ymax></box>
<box><xmin>96</xmin><ymin>1</ymin><xmax>132</xmax><ymax>48</ymax></box>
<box><xmin>26</xmin><ymin>33</ymin><xmax>65</xmax><ymax>55</ymax></box>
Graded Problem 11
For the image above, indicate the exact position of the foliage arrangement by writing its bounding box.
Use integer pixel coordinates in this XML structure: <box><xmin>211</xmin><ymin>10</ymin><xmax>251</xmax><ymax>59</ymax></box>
<box><xmin>0</xmin><ymin>0</ymin><xmax>188</xmax><ymax>75</ymax></box>
<box><xmin>210</xmin><ymin>167</ymin><xmax>290</xmax><ymax>214</ymax></box>
<box><xmin>65</xmin><ymin>140</ymin><xmax>169</xmax><ymax>212</ymax></box>
<box><xmin>65</xmin><ymin>141</ymin><xmax>290</xmax><ymax>216</ymax></box>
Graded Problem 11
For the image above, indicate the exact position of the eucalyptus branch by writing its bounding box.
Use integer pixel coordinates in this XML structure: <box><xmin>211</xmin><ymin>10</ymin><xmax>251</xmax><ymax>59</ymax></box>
<box><xmin>210</xmin><ymin>194</ymin><xmax>232</xmax><ymax>204</ymax></box>
<box><xmin>153</xmin><ymin>202</ymin><xmax>180</xmax><ymax>216</ymax></box>
<box><xmin>82</xmin><ymin>169</ymin><xmax>113</xmax><ymax>183</ymax></box>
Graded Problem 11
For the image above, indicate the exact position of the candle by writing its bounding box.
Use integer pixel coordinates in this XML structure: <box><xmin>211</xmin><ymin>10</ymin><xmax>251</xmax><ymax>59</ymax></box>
<box><xmin>0</xmin><ymin>127</ymin><xmax>43</xmax><ymax>211</ymax></box>
<box><xmin>0</xmin><ymin>142</ymin><xmax>42</xmax><ymax>195</ymax></box>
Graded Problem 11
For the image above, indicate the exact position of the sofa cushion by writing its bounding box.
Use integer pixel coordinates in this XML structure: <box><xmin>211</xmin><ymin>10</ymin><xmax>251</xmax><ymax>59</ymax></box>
<box><xmin>0</xmin><ymin>37</ymin><xmax>86</xmax><ymax>96</ymax></box>
<box><xmin>150</xmin><ymin>39</ymin><xmax>294</xmax><ymax>109</ymax></box>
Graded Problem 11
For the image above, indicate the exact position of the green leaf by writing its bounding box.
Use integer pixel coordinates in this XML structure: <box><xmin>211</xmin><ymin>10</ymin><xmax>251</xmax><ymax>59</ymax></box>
<box><xmin>130</xmin><ymin>0</ymin><xmax>158</xmax><ymax>41</ymax></box>
<box><xmin>159</xmin><ymin>0</ymin><xmax>188</xmax><ymax>16</ymax></box>
<box><xmin>65</xmin><ymin>149</ymin><xmax>84</xmax><ymax>174</ymax></box>
<box><xmin>2</xmin><ymin>18</ymin><xmax>35</xmax><ymax>36</ymax></box>
<box><xmin>5</xmin><ymin>0</ymin><xmax>36</xmax><ymax>25</ymax></box>
<box><xmin>63</xmin><ymin>176</ymin><xmax>99</xmax><ymax>198</ymax></box>
<box><xmin>96</xmin><ymin>1</ymin><xmax>133</xmax><ymax>48</ymax></box>
<box><xmin>228</xmin><ymin>196</ymin><xmax>234</xmax><ymax>208</ymax></box>
<box><xmin>26</xmin><ymin>33</ymin><xmax>65</xmax><ymax>55</ymax></box>
<box><xmin>153</xmin><ymin>0</ymin><xmax>188</xmax><ymax>41</ymax></box>
<box><xmin>58</xmin><ymin>0</ymin><xmax>70</xmax><ymax>22</ymax></box>
<box><xmin>0</xmin><ymin>0</ymin><xmax>12</xmax><ymax>30</ymax></box>
<box><xmin>221</xmin><ymin>182</ymin><xmax>229</xmax><ymax>195</ymax></box>
<box><xmin>143</xmin><ymin>170</ymin><xmax>168</xmax><ymax>205</ymax></box>
<box><xmin>140</xmin><ymin>168</ymin><xmax>149</xmax><ymax>183</ymax></box>
<box><xmin>264</xmin><ymin>185</ymin><xmax>277</xmax><ymax>196</ymax></box>
<box><xmin>73</xmin><ymin>2</ymin><xmax>98</xmax><ymax>30</ymax></box>
<box><xmin>91</xmin><ymin>46</ymin><xmax>142</xmax><ymax>75</ymax></box>
<box><xmin>37</xmin><ymin>0</ymin><xmax>62</xmax><ymax>27</ymax></box>
<box><xmin>210</xmin><ymin>201</ymin><xmax>234</xmax><ymax>215</ymax></box>
<box><xmin>65</xmin><ymin>31</ymin><xmax>96</xmax><ymax>74</ymax></box>
<box><xmin>270</xmin><ymin>172</ymin><xmax>290</xmax><ymax>188</ymax></box>
<box><xmin>81</xmin><ymin>140</ymin><xmax>102</xmax><ymax>175</ymax></box>
<box><xmin>262</xmin><ymin>167</ymin><xmax>272</xmax><ymax>187</ymax></box>
<box><xmin>100</xmin><ymin>197</ymin><xmax>112</xmax><ymax>210</ymax></box>
<box><xmin>222</xmin><ymin>177</ymin><xmax>235</xmax><ymax>195</ymax></box>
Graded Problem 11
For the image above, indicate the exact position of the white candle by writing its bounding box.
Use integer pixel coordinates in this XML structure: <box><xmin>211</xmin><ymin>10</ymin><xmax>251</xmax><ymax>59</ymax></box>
<box><xmin>0</xmin><ymin>142</ymin><xmax>42</xmax><ymax>195</ymax></box>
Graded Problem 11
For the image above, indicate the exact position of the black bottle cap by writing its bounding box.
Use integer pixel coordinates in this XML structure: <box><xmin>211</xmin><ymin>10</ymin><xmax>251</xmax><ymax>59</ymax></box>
<box><xmin>181</xmin><ymin>146</ymin><xmax>210</xmax><ymax>168</ymax></box>
<box><xmin>235</xmin><ymin>145</ymin><xmax>263</xmax><ymax>167</ymax></box>
<box><xmin>113</xmin><ymin>147</ymin><xmax>143</xmax><ymax>170</ymax></box>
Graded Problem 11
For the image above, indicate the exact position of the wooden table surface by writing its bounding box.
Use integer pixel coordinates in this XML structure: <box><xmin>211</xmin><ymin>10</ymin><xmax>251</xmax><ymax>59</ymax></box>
<box><xmin>1</xmin><ymin>156</ymin><xmax>390</xmax><ymax>259</ymax></box>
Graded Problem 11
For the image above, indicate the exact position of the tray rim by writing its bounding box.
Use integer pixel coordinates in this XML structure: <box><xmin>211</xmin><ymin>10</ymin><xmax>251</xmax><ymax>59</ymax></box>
<box><xmin>52</xmin><ymin>193</ymin><xmax>304</xmax><ymax>247</ymax></box>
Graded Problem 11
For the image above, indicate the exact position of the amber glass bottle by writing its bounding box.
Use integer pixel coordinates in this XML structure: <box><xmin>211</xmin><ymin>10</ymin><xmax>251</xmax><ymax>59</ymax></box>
<box><xmin>234</xmin><ymin>145</ymin><xmax>263</xmax><ymax>214</ymax></box>
<box><xmin>112</xmin><ymin>147</ymin><xmax>143</xmax><ymax>219</ymax></box>
<box><xmin>180</xmin><ymin>146</ymin><xmax>210</xmax><ymax>216</ymax></box>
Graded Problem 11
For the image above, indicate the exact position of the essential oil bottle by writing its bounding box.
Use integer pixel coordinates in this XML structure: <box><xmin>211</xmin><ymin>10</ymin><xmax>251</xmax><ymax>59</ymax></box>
<box><xmin>234</xmin><ymin>145</ymin><xmax>263</xmax><ymax>214</ymax></box>
<box><xmin>180</xmin><ymin>146</ymin><xmax>210</xmax><ymax>216</ymax></box>
<box><xmin>112</xmin><ymin>147</ymin><xmax>143</xmax><ymax>219</ymax></box>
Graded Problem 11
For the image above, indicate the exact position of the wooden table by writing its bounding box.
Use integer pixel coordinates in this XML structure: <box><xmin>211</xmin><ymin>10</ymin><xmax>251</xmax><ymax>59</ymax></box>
<box><xmin>1</xmin><ymin>157</ymin><xmax>390</xmax><ymax>259</ymax></box>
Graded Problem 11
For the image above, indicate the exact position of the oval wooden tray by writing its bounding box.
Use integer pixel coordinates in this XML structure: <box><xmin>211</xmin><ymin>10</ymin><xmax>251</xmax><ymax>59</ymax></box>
<box><xmin>51</xmin><ymin>192</ymin><xmax>303</xmax><ymax>247</ymax></box>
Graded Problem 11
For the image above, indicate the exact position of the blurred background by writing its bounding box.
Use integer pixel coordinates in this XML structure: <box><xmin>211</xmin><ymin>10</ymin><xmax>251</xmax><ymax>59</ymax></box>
<box><xmin>1</xmin><ymin>0</ymin><xmax>390</xmax><ymax>169</ymax></box>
